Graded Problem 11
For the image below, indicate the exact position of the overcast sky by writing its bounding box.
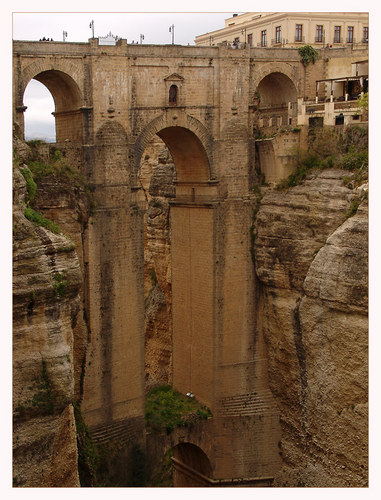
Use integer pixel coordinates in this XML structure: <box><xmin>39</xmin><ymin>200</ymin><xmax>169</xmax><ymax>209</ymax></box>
<box><xmin>12</xmin><ymin>12</ymin><xmax>235</xmax><ymax>45</ymax></box>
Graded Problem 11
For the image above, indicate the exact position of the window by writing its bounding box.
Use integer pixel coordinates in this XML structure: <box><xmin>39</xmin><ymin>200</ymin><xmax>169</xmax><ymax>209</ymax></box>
<box><xmin>276</xmin><ymin>26</ymin><xmax>281</xmax><ymax>44</ymax></box>
<box><xmin>295</xmin><ymin>24</ymin><xmax>303</xmax><ymax>42</ymax></box>
<box><xmin>363</xmin><ymin>26</ymin><xmax>368</xmax><ymax>42</ymax></box>
<box><xmin>261</xmin><ymin>30</ymin><xmax>267</xmax><ymax>47</ymax></box>
<box><xmin>334</xmin><ymin>26</ymin><xmax>341</xmax><ymax>43</ymax></box>
<box><xmin>347</xmin><ymin>26</ymin><xmax>354</xmax><ymax>43</ymax></box>
<box><xmin>316</xmin><ymin>25</ymin><xmax>323</xmax><ymax>43</ymax></box>
<box><xmin>335</xmin><ymin>113</ymin><xmax>344</xmax><ymax>125</ymax></box>
<box><xmin>247</xmin><ymin>33</ymin><xmax>253</xmax><ymax>47</ymax></box>
<box><xmin>169</xmin><ymin>85</ymin><xmax>178</xmax><ymax>105</ymax></box>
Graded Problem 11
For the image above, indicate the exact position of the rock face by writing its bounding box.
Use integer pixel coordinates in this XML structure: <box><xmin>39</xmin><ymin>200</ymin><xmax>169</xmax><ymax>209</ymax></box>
<box><xmin>139</xmin><ymin>139</ymin><xmax>175</xmax><ymax>390</ymax></box>
<box><xmin>254</xmin><ymin>170</ymin><xmax>368</xmax><ymax>487</ymax></box>
<box><xmin>12</xmin><ymin>143</ymin><xmax>82</xmax><ymax>487</ymax></box>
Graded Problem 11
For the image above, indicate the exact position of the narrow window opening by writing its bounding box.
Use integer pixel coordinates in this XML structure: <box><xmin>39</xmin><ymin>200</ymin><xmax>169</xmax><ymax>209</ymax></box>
<box><xmin>169</xmin><ymin>84</ymin><xmax>178</xmax><ymax>105</ymax></box>
<box><xmin>295</xmin><ymin>24</ymin><xmax>303</xmax><ymax>42</ymax></box>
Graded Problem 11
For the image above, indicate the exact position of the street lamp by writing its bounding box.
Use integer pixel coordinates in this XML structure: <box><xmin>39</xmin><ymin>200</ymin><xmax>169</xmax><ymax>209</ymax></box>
<box><xmin>89</xmin><ymin>20</ymin><xmax>95</xmax><ymax>38</ymax></box>
<box><xmin>63</xmin><ymin>31</ymin><xmax>68</xmax><ymax>42</ymax></box>
<box><xmin>140</xmin><ymin>34</ymin><xmax>144</xmax><ymax>44</ymax></box>
<box><xmin>241</xmin><ymin>28</ymin><xmax>247</xmax><ymax>45</ymax></box>
<box><xmin>169</xmin><ymin>24</ymin><xmax>175</xmax><ymax>44</ymax></box>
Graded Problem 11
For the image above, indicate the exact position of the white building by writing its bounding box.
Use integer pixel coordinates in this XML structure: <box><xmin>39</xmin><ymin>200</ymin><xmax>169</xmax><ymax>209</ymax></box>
<box><xmin>195</xmin><ymin>12</ymin><xmax>369</xmax><ymax>49</ymax></box>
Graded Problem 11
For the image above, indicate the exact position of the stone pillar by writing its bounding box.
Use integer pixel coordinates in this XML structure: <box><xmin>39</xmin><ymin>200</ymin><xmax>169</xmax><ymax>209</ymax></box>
<box><xmin>170</xmin><ymin>200</ymin><xmax>216</xmax><ymax>409</ymax></box>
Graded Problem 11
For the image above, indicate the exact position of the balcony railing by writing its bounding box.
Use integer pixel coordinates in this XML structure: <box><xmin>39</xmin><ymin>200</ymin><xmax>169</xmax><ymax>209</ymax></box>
<box><xmin>294</xmin><ymin>36</ymin><xmax>305</xmax><ymax>43</ymax></box>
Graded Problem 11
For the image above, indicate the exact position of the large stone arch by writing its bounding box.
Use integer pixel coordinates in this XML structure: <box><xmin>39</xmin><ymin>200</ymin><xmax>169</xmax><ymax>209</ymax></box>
<box><xmin>134</xmin><ymin>110</ymin><xmax>215</xmax><ymax>182</ymax></box>
<box><xmin>18</xmin><ymin>60</ymin><xmax>84</xmax><ymax>142</ymax></box>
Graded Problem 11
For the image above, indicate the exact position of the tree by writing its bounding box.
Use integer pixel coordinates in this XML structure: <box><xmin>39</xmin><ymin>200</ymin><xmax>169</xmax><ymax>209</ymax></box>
<box><xmin>298</xmin><ymin>45</ymin><xmax>319</xmax><ymax>67</ymax></box>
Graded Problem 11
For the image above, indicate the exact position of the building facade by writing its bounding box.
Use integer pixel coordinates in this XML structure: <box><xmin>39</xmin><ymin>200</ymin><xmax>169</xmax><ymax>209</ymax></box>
<box><xmin>195</xmin><ymin>12</ymin><xmax>369</xmax><ymax>49</ymax></box>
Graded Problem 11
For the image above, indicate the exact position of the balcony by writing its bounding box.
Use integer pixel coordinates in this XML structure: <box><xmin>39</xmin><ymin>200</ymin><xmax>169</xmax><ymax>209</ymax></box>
<box><xmin>271</xmin><ymin>38</ymin><xmax>282</xmax><ymax>46</ymax></box>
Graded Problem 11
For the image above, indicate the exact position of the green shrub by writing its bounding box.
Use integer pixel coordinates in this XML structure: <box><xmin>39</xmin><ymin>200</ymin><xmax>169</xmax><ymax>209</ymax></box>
<box><xmin>145</xmin><ymin>385</ymin><xmax>212</xmax><ymax>434</ymax></box>
<box><xmin>52</xmin><ymin>272</ymin><xmax>68</xmax><ymax>298</ymax></box>
<box><xmin>31</xmin><ymin>359</ymin><xmax>56</xmax><ymax>414</ymax></box>
<box><xmin>345</xmin><ymin>198</ymin><xmax>360</xmax><ymax>219</ymax></box>
<box><xmin>298</xmin><ymin>45</ymin><xmax>319</xmax><ymax>66</ymax></box>
<box><xmin>20</xmin><ymin>167</ymin><xmax>37</xmax><ymax>202</ymax></box>
<box><xmin>340</xmin><ymin>146</ymin><xmax>368</xmax><ymax>171</ymax></box>
<box><xmin>74</xmin><ymin>402</ymin><xmax>100</xmax><ymax>486</ymax></box>
<box><xmin>24</xmin><ymin>206</ymin><xmax>61</xmax><ymax>234</ymax></box>
<box><xmin>27</xmin><ymin>155</ymin><xmax>95</xmax><ymax>212</ymax></box>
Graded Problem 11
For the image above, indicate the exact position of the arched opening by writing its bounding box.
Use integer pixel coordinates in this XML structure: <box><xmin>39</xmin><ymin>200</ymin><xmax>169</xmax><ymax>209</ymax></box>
<box><xmin>24</xmin><ymin>70</ymin><xmax>83</xmax><ymax>144</ymax></box>
<box><xmin>257</xmin><ymin>72</ymin><xmax>297</xmax><ymax>107</ymax></box>
<box><xmin>156</xmin><ymin>126</ymin><xmax>210</xmax><ymax>183</ymax></box>
<box><xmin>23</xmin><ymin>79</ymin><xmax>56</xmax><ymax>142</ymax></box>
<box><xmin>172</xmin><ymin>443</ymin><xmax>212</xmax><ymax>486</ymax></box>
<box><xmin>138</xmin><ymin>124</ymin><xmax>215</xmax><ymax>407</ymax></box>
<box><xmin>254</xmin><ymin>72</ymin><xmax>298</xmax><ymax>134</ymax></box>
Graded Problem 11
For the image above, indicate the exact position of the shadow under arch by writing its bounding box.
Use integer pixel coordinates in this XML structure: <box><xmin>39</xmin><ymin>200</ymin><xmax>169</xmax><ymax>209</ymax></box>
<box><xmin>257</xmin><ymin>71</ymin><xmax>298</xmax><ymax>106</ymax></box>
<box><xmin>134</xmin><ymin>113</ymin><xmax>214</xmax><ymax>183</ymax></box>
<box><xmin>24</xmin><ymin>69</ymin><xmax>84</xmax><ymax>143</ymax></box>
<box><xmin>172</xmin><ymin>442</ymin><xmax>213</xmax><ymax>487</ymax></box>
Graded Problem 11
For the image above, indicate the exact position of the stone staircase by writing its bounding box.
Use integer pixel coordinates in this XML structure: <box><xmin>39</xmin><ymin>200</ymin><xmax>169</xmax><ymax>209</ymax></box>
<box><xmin>217</xmin><ymin>390</ymin><xmax>279</xmax><ymax>417</ymax></box>
<box><xmin>90</xmin><ymin>417</ymin><xmax>143</xmax><ymax>446</ymax></box>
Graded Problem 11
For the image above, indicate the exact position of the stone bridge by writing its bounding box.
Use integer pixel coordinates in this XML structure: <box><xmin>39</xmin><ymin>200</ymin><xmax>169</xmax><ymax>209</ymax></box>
<box><xmin>13</xmin><ymin>38</ymin><xmax>320</xmax><ymax>485</ymax></box>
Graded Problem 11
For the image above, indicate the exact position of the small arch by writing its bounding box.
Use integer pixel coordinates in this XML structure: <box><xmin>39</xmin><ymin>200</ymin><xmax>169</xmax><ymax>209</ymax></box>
<box><xmin>169</xmin><ymin>84</ymin><xmax>178</xmax><ymax>105</ymax></box>
<box><xmin>256</xmin><ymin>72</ymin><xmax>297</xmax><ymax>107</ymax></box>
<box><xmin>251</xmin><ymin>62</ymin><xmax>300</xmax><ymax>96</ymax></box>
<box><xmin>172</xmin><ymin>442</ymin><xmax>212</xmax><ymax>487</ymax></box>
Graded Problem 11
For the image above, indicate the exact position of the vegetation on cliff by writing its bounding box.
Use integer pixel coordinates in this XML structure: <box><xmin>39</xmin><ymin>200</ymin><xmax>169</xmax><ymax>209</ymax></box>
<box><xmin>276</xmin><ymin>125</ymin><xmax>368</xmax><ymax>191</ymax></box>
<box><xmin>25</xmin><ymin>144</ymin><xmax>94</xmax><ymax>207</ymax></box>
<box><xmin>145</xmin><ymin>385</ymin><xmax>212</xmax><ymax>434</ymax></box>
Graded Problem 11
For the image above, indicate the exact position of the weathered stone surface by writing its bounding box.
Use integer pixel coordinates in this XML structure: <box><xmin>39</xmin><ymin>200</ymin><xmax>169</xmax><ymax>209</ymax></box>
<box><xmin>255</xmin><ymin>171</ymin><xmax>368</xmax><ymax>487</ymax></box>
<box><xmin>12</xmin><ymin>38</ymin><xmax>368</xmax><ymax>486</ymax></box>
<box><xmin>13</xmin><ymin>155</ymin><xmax>81</xmax><ymax>487</ymax></box>
<box><xmin>255</xmin><ymin>170</ymin><xmax>358</xmax><ymax>291</ymax></box>
<box><xmin>30</xmin><ymin>169</ymin><xmax>92</xmax><ymax>401</ymax></box>
<box><xmin>139</xmin><ymin>139</ymin><xmax>173</xmax><ymax>389</ymax></box>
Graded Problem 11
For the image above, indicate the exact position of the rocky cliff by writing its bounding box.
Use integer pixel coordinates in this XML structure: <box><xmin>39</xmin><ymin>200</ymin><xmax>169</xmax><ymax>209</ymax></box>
<box><xmin>12</xmin><ymin>137</ymin><xmax>87</xmax><ymax>487</ymax></box>
<box><xmin>254</xmin><ymin>169</ymin><xmax>368</xmax><ymax>486</ymax></box>
<box><xmin>139</xmin><ymin>139</ymin><xmax>175</xmax><ymax>390</ymax></box>
<box><xmin>12</xmin><ymin>131</ymin><xmax>368</xmax><ymax>487</ymax></box>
